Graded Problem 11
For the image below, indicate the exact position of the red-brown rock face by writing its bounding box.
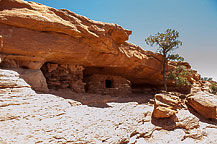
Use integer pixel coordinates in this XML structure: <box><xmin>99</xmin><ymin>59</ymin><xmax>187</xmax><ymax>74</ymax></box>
<box><xmin>187</xmin><ymin>92</ymin><xmax>217</xmax><ymax>119</ymax></box>
<box><xmin>0</xmin><ymin>0</ymin><xmax>175</xmax><ymax>86</ymax></box>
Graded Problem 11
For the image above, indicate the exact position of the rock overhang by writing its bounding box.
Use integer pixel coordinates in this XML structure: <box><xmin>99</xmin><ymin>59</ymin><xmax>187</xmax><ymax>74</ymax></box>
<box><xmin>0</xmin><ymin>0</ymin><xmax>198</xmax><ymax>87</ymax></box>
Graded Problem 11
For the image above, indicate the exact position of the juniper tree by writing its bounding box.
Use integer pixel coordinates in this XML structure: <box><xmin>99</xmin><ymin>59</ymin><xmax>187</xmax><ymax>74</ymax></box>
<box><xmin>145</xmin><ymin>29</ymin><xmax>183</xmax><ymax>91</ymax></box>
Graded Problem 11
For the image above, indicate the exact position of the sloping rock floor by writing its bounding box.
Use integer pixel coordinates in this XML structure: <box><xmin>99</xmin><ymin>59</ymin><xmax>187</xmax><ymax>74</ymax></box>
<box><xmin>0</xmin><ymin>87</ymin><xmax>216</xmax><ymax>144</ymax></box>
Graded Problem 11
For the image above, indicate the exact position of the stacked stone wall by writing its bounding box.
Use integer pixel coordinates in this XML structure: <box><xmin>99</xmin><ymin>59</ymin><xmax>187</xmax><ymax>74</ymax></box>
<box><xmin>85</xmin><ymin>74</ymin><xmax>131</xmax><ymax>96</ymax></box>
<box><xmin>41</xmin><ymin>63</ymin><xmax>85</xmax><ymax>93</ymax></box>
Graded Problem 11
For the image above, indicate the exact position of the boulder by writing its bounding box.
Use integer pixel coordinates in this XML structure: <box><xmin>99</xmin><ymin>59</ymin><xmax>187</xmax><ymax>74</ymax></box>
<box><xmin>152</xmin><ymin>93</ymin><xmax>181</xmax><ymax>118</ymax></box>
<box><xmin>9</xmin><ymin>68</ymin><xmax>49</xmax><ymax>93</ymax></box>
<box><xmin>186</xmin><ymin>92</ymin><xmax>217</xmax><ymax>119</ymax></box>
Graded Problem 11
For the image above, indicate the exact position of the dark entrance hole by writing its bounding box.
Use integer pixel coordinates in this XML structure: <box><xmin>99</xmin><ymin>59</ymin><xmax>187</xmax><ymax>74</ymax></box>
<box><xmin>105</xmin><ymin>80</ymin><xmax>112</xmax><ymax>88</ymax></box>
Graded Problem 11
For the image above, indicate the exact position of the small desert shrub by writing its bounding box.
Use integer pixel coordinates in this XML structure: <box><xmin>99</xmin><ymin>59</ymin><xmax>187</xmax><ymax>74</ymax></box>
<box><xmin>210</xmin><ymin>83</ymin><xmax>217</xmax><ymax>94</ymax></box>
<box><xmin>201</xmin><ymin>77</ymin><xmax>213</xmax><ymax>81</ymax></box>
<box><xmin>168</xmin><ymin>65</ymin><xmax>192</xmax><ymax>87</ymax></box>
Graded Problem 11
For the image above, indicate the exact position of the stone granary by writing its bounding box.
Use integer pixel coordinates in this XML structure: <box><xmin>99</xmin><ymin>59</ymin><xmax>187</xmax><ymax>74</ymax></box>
<box><xmin>85</xmin><ymin>74</ymin><xmax>131</xmax><ymax>96</ymax></box>
<box><xmin>0</xmin><ymin>0</ymin><xmax>200</xmax><ymax>95</ymax></box>
<box><xmin>41</xmin><ymin>63</ymin><xmax>85</xmax><ymax>93</ymax></box>
<box><xmin>0</xmin><ymin>1</ymin><xmax>216</xmax><ymax>144</ymax></box>
<box><xmin>40</xmin><ymin>63</ymin><xmax>132</xmax><ymax>95</ymax></box>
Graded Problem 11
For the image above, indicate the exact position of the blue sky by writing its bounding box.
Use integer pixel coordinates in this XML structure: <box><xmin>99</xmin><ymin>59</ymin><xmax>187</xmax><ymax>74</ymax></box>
<box><xmin>28</xmin><ymin>0</ymin><xmax>217</xmax><ymax>81</ymax></box>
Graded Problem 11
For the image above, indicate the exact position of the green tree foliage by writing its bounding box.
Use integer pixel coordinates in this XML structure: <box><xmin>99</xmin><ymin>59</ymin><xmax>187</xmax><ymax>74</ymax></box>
<box><xmin>168</xmin><ymin>54</ymin><xmax>184</xmax><ymax>62</ymax></box>
<box><xmin>168</xmin><ymin>65</ymin><xmax>193</xmax><ymax>87</ymax></box>
<box><xmin>145</xmin><ymin>29</ymin><xmax>183</xmax><ymax>91</ymax></box>
<box><xmin>201</xmin><ymin>77</ymin><xmax>213</xmax><ymax>81</ymax></box>
<box><xmin>210</xmin><ymin>83</ymin><xmax>217</xmax><ymax>94</ymax></box>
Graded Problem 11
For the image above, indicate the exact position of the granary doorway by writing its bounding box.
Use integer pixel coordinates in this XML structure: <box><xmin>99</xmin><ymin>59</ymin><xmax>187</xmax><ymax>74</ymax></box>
<box><xmin>105</xmin><ymin>79</ymin><xmax>113</xmax><ymax>88</ymax></box>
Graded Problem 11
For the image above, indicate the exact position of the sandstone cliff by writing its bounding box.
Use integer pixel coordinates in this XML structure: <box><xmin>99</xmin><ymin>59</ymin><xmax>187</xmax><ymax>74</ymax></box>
<box><xmin>0</xmin><ymin>1</ymin><xmax>216</xmax><ymax>144</ymax></box>
<box><xmin>0</xmin><ymin>0</ymin><xmax>168</xmax><ymax>86</ymax></box>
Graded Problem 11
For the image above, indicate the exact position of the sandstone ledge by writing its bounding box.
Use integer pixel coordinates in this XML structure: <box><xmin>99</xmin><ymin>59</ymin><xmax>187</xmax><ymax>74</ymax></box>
<box><xmin>0</xmin><ymin>0</ymin><xmax>168</xmax><ymax>86</ymax></box>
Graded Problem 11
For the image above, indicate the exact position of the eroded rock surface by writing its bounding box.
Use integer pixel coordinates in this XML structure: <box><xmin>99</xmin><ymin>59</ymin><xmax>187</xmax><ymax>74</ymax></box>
<box><xmin>10</xmin><ymin>68</ymin><xmax>49</xmax><ymax>93</ymax></box>
<box><xmin>0</xmin><ymin>0</ymin><xmax>169</xmax><ymax>86</ymax></box>
<box><xmin>152</xmin><ymin>93</ymin><xmax>181</xmax><ymax>118</ymax></box>
<box><xmin>0</xmin><ymin>69</ymin><xmax>30</xmax><ymax>88</ymax></box>
<box><xmin>0</xmin><ymin>1</ymin><xmax>216</xmax><ymax>143</ymax></box>
<box><xmin>0</xmin><ymin>69</ymin><xmax>216</xmax><ymax>144</ymax></box>
<box><xmin>187</xmin><ymin>91</ymin><xmax>217</xmax><ymax>119</ymax></box>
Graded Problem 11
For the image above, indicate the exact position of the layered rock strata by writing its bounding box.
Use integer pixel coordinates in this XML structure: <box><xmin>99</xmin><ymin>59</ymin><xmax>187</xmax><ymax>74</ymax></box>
<box><xmin>0</xmin><ymin>0</ymin><xmax>165</xmax><ymax>87</ymax></box>
<box><xmin>152</xmin><ymin>93</ymin><xmax>181</xmax><ymax>118</ymax></box>
<box><xmin>0</xmin><ymin>0</ymin><xmax>202</xmax><ymax>94</ymax></box>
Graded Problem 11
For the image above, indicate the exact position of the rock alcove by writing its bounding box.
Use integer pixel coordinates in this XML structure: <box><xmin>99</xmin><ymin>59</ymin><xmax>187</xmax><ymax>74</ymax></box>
<box><xmin>40</xmin><ymin>62</ymin><xmax>85</xmax><ymax>93</ymax></box>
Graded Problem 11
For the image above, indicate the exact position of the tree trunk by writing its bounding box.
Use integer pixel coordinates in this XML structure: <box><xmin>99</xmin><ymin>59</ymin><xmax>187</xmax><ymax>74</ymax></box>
<box><xmin>163</xmin><ymin>53</ymin><xmax>167</xmax><ymax>91</ymax></box>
